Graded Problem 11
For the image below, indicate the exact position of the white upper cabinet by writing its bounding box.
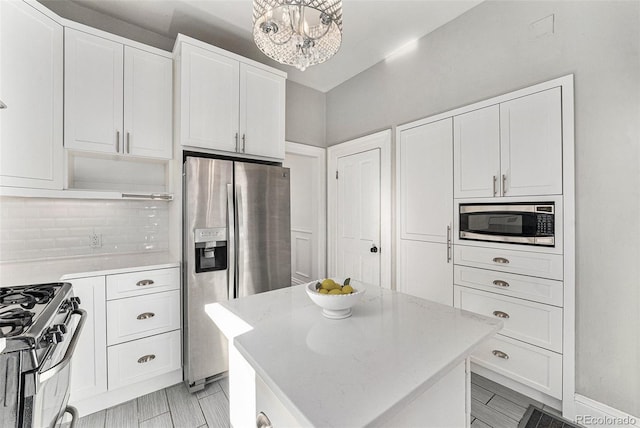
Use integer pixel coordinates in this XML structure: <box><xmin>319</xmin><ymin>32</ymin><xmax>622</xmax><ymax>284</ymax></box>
<box><xmin>124</xmin><ymin>46</ymin><xmax>173</xmax><ymax>159</ymax></box>
<box><xmin>240</xmin><ymin>64</ymin><xmax>286</xmax><ymax>159</ymax></box>
<box><xmin>500</xmin><ymin>88</ymin><xmax>562</xmax><ymax>196</ymax></box>
<box><xmin>0</xmin><ymin>1</ymin><xmax>63</xmax><ymax>189</ymax></box>
<box><xmin>179</xmin><ymin>43</ymin><xmax>239</xmax><ymax>153</ymax></box>
<box><xmin>176</xmin><ymin>37</ymin><xmax>287</xmax><ymax>160</ymax></box>
<box><xmin>65</xmin><ymin>28</ymin><xmax>172</xmax><ymax>160</ymax></box>
<box><xmin>453</xmin><ymin>105</ymin><xmax>501</xmax><ymax>198</ymax></box>
<box><xmin>454</xmin><ymin>88</ymin><xmax>562</xmax><ymax>198</ymax></box>
<box><xmin>399</xmin><ymin>118</ymin><xmax>453</xmax><ymax>243</ymax></box>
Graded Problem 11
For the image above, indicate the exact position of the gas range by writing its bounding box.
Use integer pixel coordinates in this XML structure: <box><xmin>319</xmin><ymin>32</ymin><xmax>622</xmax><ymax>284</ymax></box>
<box><xmin>0</xmin><ymin>282</ymin><xmax>85</xmax><ymax>427</ymax></box>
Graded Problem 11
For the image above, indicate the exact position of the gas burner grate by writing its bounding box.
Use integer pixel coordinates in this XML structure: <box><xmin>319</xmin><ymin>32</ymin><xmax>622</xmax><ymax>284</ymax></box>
<box><xmin>0</xmin><ymin>286</ymin><xmax>57</xmax><ymax>309</ymax></box>
<box><xmin>0</xmin><ymin>307</ymin><xmax>35</xmax><ymax>338</ymax></box>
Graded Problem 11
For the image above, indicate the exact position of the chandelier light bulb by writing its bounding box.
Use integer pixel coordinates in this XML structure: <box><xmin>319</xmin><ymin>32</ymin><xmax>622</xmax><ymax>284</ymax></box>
<box><xmin>253</xmin><ymin>0</ymin><xmax>343</xmax><ymax>71</ymax></box>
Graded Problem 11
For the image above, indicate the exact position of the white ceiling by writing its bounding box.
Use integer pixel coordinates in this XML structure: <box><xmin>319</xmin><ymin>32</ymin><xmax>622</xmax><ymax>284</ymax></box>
<box><xmin>56</xmin><ymin>0</ymin><xmax>483</xmax><ymax>92</ymax></box>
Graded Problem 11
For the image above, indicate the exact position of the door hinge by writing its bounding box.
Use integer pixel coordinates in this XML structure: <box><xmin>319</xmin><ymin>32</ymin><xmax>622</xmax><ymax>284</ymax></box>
<box><xmin>335</xmin><ymin>170</ymin><xmax>339</xmax><ymax>179</ymax></box>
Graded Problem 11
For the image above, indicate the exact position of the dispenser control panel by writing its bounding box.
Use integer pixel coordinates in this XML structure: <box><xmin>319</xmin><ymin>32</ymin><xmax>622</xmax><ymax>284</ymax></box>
<box><xmin>195</xmin><ymin>228</ymin><xmax>227</xmax><ymax>243</ymax></box>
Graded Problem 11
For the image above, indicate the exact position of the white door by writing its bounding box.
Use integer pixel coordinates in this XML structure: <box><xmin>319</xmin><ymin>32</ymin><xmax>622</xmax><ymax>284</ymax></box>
<box><xmin>180</xmin><ymin>43</ymin><xmax>239</xmax><ymax>152</ymax></box>
<box><xmin>123</xmin><ymin>46</ymin><xmax>172</xmax><ymax>159</ymax></box>
<box><xmin>399</xmin><ymin>118</ymin><xmax>453</xmax><ymax>243</ymax></box>
<box><xmin>336</xmin><ymin>149</ymin><xmax>381</xmax><ymax>286</ymax></box>
<box><xmin>64</xmin><ymin>28</ymin><xmax>123</xmax><ymax>154</ymax></box>
<box><xmin>500</xmin><ymin>87</ymin><xmax>562</xmax><ymax>196</ymax></box>
<box><xmin>453</xmin><ymin>105</ymin><xmax>500</xmax><ymax>198</ymax></box>
<box><xmin>240</xmin><ymin>64</ymin><xmax>286</xmax><ymax>159</ymax></box>
<box><xmin>0</xmin><ymin>0</ymin><xmax>63</xmax><ymax>190</ymax></box>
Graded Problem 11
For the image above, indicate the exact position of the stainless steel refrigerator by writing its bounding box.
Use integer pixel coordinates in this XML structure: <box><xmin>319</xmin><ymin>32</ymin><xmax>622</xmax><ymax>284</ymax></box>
<box><xmin>183</xmin><ymin>155</ymin><xmax>291</xmax><ymax>392</ymax></box>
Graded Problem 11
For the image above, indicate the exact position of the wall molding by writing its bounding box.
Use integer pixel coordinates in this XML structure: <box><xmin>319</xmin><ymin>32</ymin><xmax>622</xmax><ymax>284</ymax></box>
<box><xmin>574</xmin><ymin>395</ymin><xmax>639</xmax><ymax>427</ymax></box>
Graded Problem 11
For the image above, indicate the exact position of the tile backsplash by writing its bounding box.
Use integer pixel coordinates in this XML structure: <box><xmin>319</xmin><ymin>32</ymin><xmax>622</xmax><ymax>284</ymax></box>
<box><xmin>0</xmin><ymin>197</ymin><xmax>169</xmax><ymax>262</ymax></box>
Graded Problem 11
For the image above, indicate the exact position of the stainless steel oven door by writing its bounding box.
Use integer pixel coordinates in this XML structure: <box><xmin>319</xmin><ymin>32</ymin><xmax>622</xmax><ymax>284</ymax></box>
<box><xmin>30</xmin><ymin>309</ymin><xmax>86</xmax><ymax>428</ymax></box>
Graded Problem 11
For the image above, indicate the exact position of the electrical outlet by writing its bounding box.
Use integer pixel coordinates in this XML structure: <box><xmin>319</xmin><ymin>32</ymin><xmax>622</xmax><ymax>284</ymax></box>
<box><xmin>89</xmin><ymin>233</ymin><xmax>102</xmax><ymax>248</ymax></box>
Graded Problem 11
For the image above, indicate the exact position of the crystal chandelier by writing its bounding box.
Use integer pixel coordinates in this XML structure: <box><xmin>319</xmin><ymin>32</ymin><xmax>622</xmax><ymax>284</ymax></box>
<box><xmin>253</xmin><ymin>0</ymin><xmax>343</xmax><ymax>71</ymax></box>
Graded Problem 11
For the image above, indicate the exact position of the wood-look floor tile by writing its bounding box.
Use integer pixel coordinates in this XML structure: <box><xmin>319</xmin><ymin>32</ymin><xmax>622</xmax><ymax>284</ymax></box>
<box><xmin>471</xmin><ymin>418</ymin><xmax>493</xmax><ymax>428</ymax></box>
<box><xmin>471</xmin><ymin>382</ymin><xmax>495</xmax><ymax>404</ymax></box>
<box><xmin>487</xmin><ymin>394</ymin><xmax>528</xmax><ymax>421</ymax></box>
<box><xmin>166</xmin><ymin>382</ymin><xmax>206</xmax><ymax>427</ymax></box>
<box><xmin>471</xmin><ymin>373</ymin><xmax>542</xmax><ymax>409</ymax></box>
<box><xmin>218</xmin><ymin>376</ymin><xmax>229</xmax><ymax>399</ymax></box>
<box><xmin>195</xmin><ymin>380</ymin><xmax>222</xmax><ymax>400</ymax></box>
<box><xmin>199</xmin><ymin>391</ymin><xmax>230</xmax><ymax>428</ymax></box>
<box><xmin>105</xmin><ymin>399</ymin><xmax>137</xmax><ymax>428</ymax></box>
<box><xmin>138</xmin><ymin>389</ymin><xmax>169</xmax><ymax>422</ymax></box>
<box><xmin>76</xmin><ymin>410</ymin><xmax>106</xmax><ymax>428</ymax></box>
<box><xmin>139</xmin><ymin>412</ymin><xmax>173</xmax><ymax>428</ymax></box>
<box><xmin>471</xmin><ymin>398</ymin><xmax>519</xmax><ymax>428</ymax></box>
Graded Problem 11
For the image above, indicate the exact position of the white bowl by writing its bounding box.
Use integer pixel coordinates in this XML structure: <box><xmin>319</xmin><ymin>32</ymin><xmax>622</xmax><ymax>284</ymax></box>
<box><xmin>305</xmin><ymin>279</ymin><xmax>366</xmax><ymax>319</ymax></box>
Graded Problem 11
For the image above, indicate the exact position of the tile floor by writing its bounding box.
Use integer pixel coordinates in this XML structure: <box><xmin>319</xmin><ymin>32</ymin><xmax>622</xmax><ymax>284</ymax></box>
<box><xmin>76</xmin><ymin>373</ymin><xmax>562</xmax><ymax>428</ymax></box>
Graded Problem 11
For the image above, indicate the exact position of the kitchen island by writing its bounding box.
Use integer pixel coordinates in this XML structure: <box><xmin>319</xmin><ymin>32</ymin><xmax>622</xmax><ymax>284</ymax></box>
<box><xmin>206</xmin><ymin>282</ymin><xmax>502</xmax><ymax>427</ymax></box>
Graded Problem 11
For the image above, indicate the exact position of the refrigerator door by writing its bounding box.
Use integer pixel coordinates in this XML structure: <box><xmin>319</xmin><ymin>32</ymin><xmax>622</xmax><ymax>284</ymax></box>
<box><xmin>183</xmin><ymin>156</ymin><xmax>233</xmax><ymax>389</ymax></box>
<box><xmin>235</xmin><ymin>162</ymin><xmax>291</xmax><ymax>297</ymax></box>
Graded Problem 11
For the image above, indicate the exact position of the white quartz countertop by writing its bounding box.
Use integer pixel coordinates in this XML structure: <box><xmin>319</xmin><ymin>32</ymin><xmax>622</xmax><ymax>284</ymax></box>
<box><xmin>215</xmin><ymin>283</ymin><xmax>502</xmax><ymax>427</ymax></box>
<box><xmin>0</xmin><ymin>252</ymin><xmax>179</xmax><ymax>286</ymax></box>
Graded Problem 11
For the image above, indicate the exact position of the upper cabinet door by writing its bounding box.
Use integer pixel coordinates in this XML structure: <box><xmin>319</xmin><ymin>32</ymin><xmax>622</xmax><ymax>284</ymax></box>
<box><xmin>0</xmin><ymin>1</ymin><xmax>63</xmax><ymax>190</ymax></box>
<box><xmin>453</xmin><ymin>105</ymin><xmax>501</xmax><ymax>198</ymax></box>
<box><xmin>239</xmin><ymin>64</ymin><xmax>286</xmax><ymax>159</ymax></box>
<box><xmin>64</xmin><ymin>28</ymin><xmax>123</xmax><ymax>154</ymax></box>
<box><xmin>500</xmin><ymin>88</ymin><xmax>562</xmax><ymax>196</ymax></box>
<box><xmin>399</xmin><ymin>118</ymin><xmax>453</xmax><ymax>243</ymax></box>
<box><xmin>180</xmin><ymin>44</ymin><xmax>239</xmax><ymax>152</ymax></box>
<box><xmin>124</xmin><ymin>46</ymin><xmax>172</xmax><ymax>159</ymax></box>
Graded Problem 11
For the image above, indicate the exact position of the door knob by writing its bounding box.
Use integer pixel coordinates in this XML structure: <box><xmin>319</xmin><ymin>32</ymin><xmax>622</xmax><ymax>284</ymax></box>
<box><xmin>370</xmin><ymin>244</ymin><xmax>378</xmax><ymax>253</ymax></box>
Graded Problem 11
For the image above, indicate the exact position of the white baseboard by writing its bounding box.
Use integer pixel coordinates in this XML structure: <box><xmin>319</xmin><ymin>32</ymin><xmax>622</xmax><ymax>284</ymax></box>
<box><xmin>574</xmin><ymin>395</ymin><xmax>639</xmax><ymax>427</ymax></box>
<box><xmin>291</xmin><ymin>277</ymin><xmax>307</xmax><ymax>286</ymax></box>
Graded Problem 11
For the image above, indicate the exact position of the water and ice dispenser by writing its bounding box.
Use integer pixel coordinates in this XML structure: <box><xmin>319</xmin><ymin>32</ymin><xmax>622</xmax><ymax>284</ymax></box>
<box><xmin>194</xmin><ymin>228</ymin><xmax>228</xmax><ymax>273</ymax></box>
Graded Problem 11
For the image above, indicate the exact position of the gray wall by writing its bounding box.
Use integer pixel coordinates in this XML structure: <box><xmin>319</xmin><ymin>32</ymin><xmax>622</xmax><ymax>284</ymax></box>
<box><xmin>286</xmin><ymin>81</ymin><xmax>327</xmax><ymax>148</ymax></box>
<box><xmin>326</xmin><ymin>0</ymin><xmax>640</xmax><ymax>416</ymax></box>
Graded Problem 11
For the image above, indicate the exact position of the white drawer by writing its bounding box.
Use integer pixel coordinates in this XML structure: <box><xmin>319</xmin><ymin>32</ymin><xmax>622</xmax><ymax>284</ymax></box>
<box><xmin>454</xmin><ymin>266</ymin><xmax>563</xmax><ymax>306</ymax></box>
<box><xmin>107</xmin><ymin>330</ymin><xmax>181</xmax><ymax>390</ymax></box>
<box><xmin>454</xmin><ymin>245</ymin><xmax>563</xmax><ymax>280</ymax></box>
<box><xmin>106</xmin><ymin>267</ymin><xmax>179</xmax><ymax>300</ymax></box>
<box><xmin>455</xmin><ymin>286</ymin><xmax>562</xmax><ymax>352</ymax></box>
<box><xmin>472</xmin><ymin>335</ymin><xmax>562</xmax><ymax>399</ymax></box>
<box><xmin>107</xmin><ymin>290</ymin><xmax>180</xmax><ymax>346</ymax></box>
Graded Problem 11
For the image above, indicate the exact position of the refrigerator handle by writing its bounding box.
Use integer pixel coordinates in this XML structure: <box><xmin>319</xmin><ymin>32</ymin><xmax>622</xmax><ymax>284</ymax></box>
<box><xmin>227</xmin><ymin>183</ymin><xmax>236</xmax><ymax>300</ymax></box>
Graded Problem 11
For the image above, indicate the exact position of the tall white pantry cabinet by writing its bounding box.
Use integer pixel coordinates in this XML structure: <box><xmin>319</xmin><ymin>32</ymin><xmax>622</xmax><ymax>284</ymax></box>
<box><xmin>396</xmin><ymin>76</ymin><xmax>575</xmax><ymax>416</ymax></box>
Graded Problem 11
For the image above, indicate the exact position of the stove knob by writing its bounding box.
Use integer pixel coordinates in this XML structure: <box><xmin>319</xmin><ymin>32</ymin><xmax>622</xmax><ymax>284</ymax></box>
<box><xmin>55</xmin><ymin>323</ymin><xmax>67</xmax><ymax>335</ymax></box>
<box><xmin>44</xmin><ymin>328</ymin><xmax>64</xmax><ymax>344</ymax></box>
<box><xmin>69</xmin><ymin>296</ymin><xmax>81</xmax><ymax>310</ymax></box>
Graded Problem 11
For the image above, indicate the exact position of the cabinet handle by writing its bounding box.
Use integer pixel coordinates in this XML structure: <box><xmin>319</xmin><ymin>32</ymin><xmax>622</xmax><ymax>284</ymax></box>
<box><xmin>493</xmin><ymin>310</ymin><xmax>510</xmax><ymax>319</ymax></box>
<box><xmin>492</xmin><ymin>175</ymin><xmax>497</xmax><ymax>196</ymax></box>
<box><xmin>137</xmin><ymin>312</ymin><xmax>155</xmax><ymax>320</ymax></box>
<box><xmin>136</xmin><ymin>279</ymin><xmax>155</xmax><ymax>287</ymax></box>
<box><xmin>116</xmin><ymin>131</ymin><xmax>120</xmax><ymax>152</ymax></box>
<box><xmin>492</xmin><ymin>280</ymin><xmax>510</xmax><ymax>288</ymax></box>
<box><xmin>502</xmin><ymin>174</ymin><xmax>507</xmax><ymax>195</ymax></box>
<box><xmin>127</xmin><ymin>132</ymin><xmax>131</xmax><ymax>154</ymax></box>
<box><xmin>446</xmin><ymin>225</ymin><xmax>452</xmax><ymax>263</ymax></box>
<box><xmin>137</xmin><ymin>354</ymin><xmax>156</xmax><ymax>364</ymax></box>
<box><xmin>235</xmin><ymin>132</ymin><xmax>239</xmax><ymax>152</ymax></box>
<box><xmin>492</xmin><ymin>257</ymin><xmax>509</xmax><ymax>264</ymax></box>
<box><xmin>0</xmin><ymin>100</ymin><xmax>7</xmax><ymax>109</ymax></box>
<box><xmin>242</xmin><ymin>134</ymin><xmax>246</xmax><ymax>153</ymax></box>
<box><xmin>256</xmin><ymin>412</ymin><xmax>273</xmax><ymax>428</ymax></box>
<box><xmin>492</xmin><ymin>350</ymin><xmax>509</xmax><ymax>360</ymax></box>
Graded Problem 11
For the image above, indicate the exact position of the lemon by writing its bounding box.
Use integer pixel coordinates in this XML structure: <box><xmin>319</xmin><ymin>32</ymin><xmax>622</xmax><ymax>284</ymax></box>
<box><xmin>321</xmin><ymin>278</ymin><xmax>340</xmax><ymax>290</ymax></box>
<box><xmin>318</xmin><ymin>288</ymin><xmax>329</xmax><ymax>294</ymax></box>
<box><xmin>342</xmin><ymin>285</ymin><xmax>354</xmax><ymax>294</ymax></box>
<box><xmin>328</xmin><ymin>288</ymin><xmax>342</xmax><ymax>295</ymax></box>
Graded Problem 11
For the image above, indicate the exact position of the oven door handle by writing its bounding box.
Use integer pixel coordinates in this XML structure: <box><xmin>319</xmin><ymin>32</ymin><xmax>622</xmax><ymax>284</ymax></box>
<box><xmin>38</xmin><ymin>309</ymin><xmax>87</xmax><ymax>384</ymax></box>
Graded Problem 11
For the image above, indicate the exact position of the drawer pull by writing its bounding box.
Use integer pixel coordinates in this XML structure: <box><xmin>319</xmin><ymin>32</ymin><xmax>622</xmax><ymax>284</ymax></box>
<box><xmin>136</xmin><ymin>279</ymin><xmax>155</xmax><ymax>287</ymax></box>
<box><xmin>137</xmin><ymin>354</ymin><xmax>156</xmax><ymax>364</ymax></box>
<box><xmin>492</xmin><ymin>350</ymin><xmax>509</xmax><ymax>360</ymax></box>
<box><xmin>137</xmin><ymin>312</ymin><xmax>155</xmax><ymax>320</ymax></box>
<box><xmin>492</xmin><ymin>280</ymin><xmax>510</xmax><ymax>288</ymax></box>
<box><xmin>492</xmin><ymin>257</ymin><xmax>510</xmax><ymax>264</ymax></box>
<box><xmin>256</xmin><ymin>412</ymin><xmax>273</xmax><ymax>428</ymax></box>
<box><xmin>493</xmin><ymin>310</ymin><xmax>510</xmax><ymax>319</ymax></box>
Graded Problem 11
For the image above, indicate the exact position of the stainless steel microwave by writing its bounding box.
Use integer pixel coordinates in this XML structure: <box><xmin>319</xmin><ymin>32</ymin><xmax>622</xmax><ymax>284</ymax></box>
<box><xmin>459</xmin><ymin>202</ymin><xmax>555</xmax><ymax>246</ymax></box>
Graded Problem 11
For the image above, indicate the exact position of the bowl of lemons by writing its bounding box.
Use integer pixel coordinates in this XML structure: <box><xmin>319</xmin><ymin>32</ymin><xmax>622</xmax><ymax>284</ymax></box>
<box><xmin>305</xmin><ymin>278</ymin><xmax>365</xmax><ymax>319</ymax></box>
